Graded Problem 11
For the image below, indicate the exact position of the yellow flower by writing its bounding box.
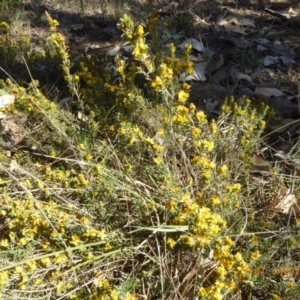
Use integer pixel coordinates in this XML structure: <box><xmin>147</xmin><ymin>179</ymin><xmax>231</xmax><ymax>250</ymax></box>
<box><xmin>286</xmin><ymin>281</ymin><xmax>294</xmax><ymax>288</ymax></box>
<box><xmin>129</xmin><ymin>135</ymin><xmax>136</xmax><ymax>145</ymax></box>
<box><xmin>0</xmin><ymin>239</ymin><xmax>8</xmax><ymax>248</ymax></box>
<box><xmin>210</xmin><ymin>195</ymin><xmax>221</xmax><ymax>205</ymax></box>
<box><xmin>177</xmin><ymin>105</ymin><xmax>189</xmax><ymax>115</ymax></box>
<box><xmin>241</xmin><ymin>135</ymin><xmax>250</xmax><ymax>145</ymax></box>
<box><xmin>0</xmin><ymin>271</ymin><xmax>9</xmax><ymax>286</ymax></box>
<box><xmin>18</xmin><ymin>237</ymin><xmax>27</xmax><ymax>246</ymax></box>
<box><xmin>159</xmin><ymin>63</ymin><xmax>173</xmax><ymax>79</ymax></box>
<box><xmin>178</xmin><ymin>89</ymin><xmax>189</xmax><ymax>103</ymax></box>
<box><xmin>151</xmin><ymin>76</ymin><xmax>164</xmax><ymax>89</ymax></box>
<box><xmin>145</xmin><ymin>137</ymin><xmax>155</xmax><ymax>145</ymax></box>
<box><xmin>95</xmin><ymin>164</ymin><xmax>102</xmax><ymax>174</ymax></box>
<box><xmin>157</xmin><ymin>128</ymin><xmax>165</xmax><ymax>135</ymax></box>
<box><xmin>168</xmin><ymin>43</ymin><xmax>176</xmax><ymax>56</ymax></box>
<box><xmin>86</xmin><ymin>252</ymin><xmax>94</xmax><ymax>260</ymax></box>
<box><xmin>224</xmin><ymin>236</ymin><xmax>234</xmax><ymax>246</ymax></box>
<box><xmin>110</xmin><ymin>290</ymin><xmax>121</xmax><ymax>300</ymax></box>
<box><xmin>124</xmin><ymin>293</ymin><xmax>138</xmax><ymax>300</ymax></box>
<box><xmin>213</xmin><ymin>291</ymin><xmax>223</xmax><ymax>300</ymax></box>
<box><xmin>153</xmin><ymin>156</ymin><xmax>163</xmax><ymax>164</ymax></box>
<box><xmin>250</xmin><ymin>250</ymin><xmax>261</xmax><ymax>261</ymax></box>
<box><xmin>133</xmin><ymin>40</ymin><xmax>148</xmax><ymax>60</ymax></box>
<box><xmin>199</xmin><ymin>287</ymin><xmax>207</xmax><ymax>297</ymax></box>
<box><xmin>71</xmin><ymin>234</ymin><xmax>81</xmax><ymax>245</ymax></box>
<box><xmin>40</xmin><ymin>257</ymin><xmax>51</xmax><ymax>267</ymax></box>
<box><xmin>196</xmin><ymin>110</ymin><xmax>207</xmax><ymax>123</ymax></box>
<box><xmin>167</xmin><ymin>238</ymin><xmax>176</xmax><ymax>248</ymax></box>
<box><xmin>203</xmin><ymin>159</ymin><xmax>216</xmax><ymax>169</ymax></box>
<box><xmin>203</xmin><ymin>140</ymin><xmax>214</xmax><ymax>151</ymax></box>
<box><xmin>172</xmin><ymin>114</ymin><xmax>189</xmax><ymax>124</ymax></box>
<box><xmin>86</xmin><ymin>228</ymin><xmax>98</xmax><ymax>237</ymax></box>
<box><xmin>55</xmin><ymin>253</ymin><xmax>68</xmax><ymax>264</ymax></box>
<box><xmin>77</xmin><ymin>143</ymin><xmax>85</xmax><ymax>150</ymax></box>
<box><xmin>97</xmin><ymin>229</ymin><xmax>106</xmax><ymax>239</ymax></box>
<box><xmin>210</xmin><ymin>224</ymin><xmax>221</xmax><ymax>234</ymax></box>
<box><xmin>225</xmin><ymin>281</ymin><xmax>237</xmax><ymax>290</ymax></box>
<box><xmin>216</xmin><ymin>264</ymin><xmax>227</xmax><ymax>278</ymax></box>
<box><xmin>180</xmin><ymin>234</ymin><xmax>195</xmax><ymax>246</ymax></box>
<box><xmin>0</xmin><ymin>22</ymin><xmax>9</xmax><ymax>30</ymax></box>
<box><xmin>153</xmin><ymin>144</ymin><xmax>164</xmax><ymax>152</ymax></box>
<box><xmin>210</xmin><ymin>119</ymin><xmax>217</xmax><ymax>134</ymax></box>
<box><xmin>41</xmin><ymin>240</ymin><xmax>50</xmax><ymax>249</ymax></box>
<box><xmin>46</xmin><ymin>12</ymin><xmax>59</xmax><ymax>27</ymax></box>
<box><xmin>184</xmin><ymin>43</ymin><xmax>192</xmax><ymax>53</ymax></box>
<box><xmin>191</xmin><ymin>127</ymin><xmax>201</xmax><ymax>136</ymax></box>
<box><xmin>84</xmin><ymin>153</ymin><xmax>93</xmax><ymax>160</ymax></box>
<box><xmin>219</xmin><ymin>164</ymin><xmax>228</xmax><ymax>175</ymax></box>
<box><xmin>14</xmin><ymin>266</ymin><xmax>24</xmax><ymax>274</ymax></box>
<box><xmin>25</xmin><ymin>260</ymin><xmax>37</xmax><ymax>272</ymax></box>
<box><xmin>105</xmin><ymin>243</ymin><xmax>113</xmax><ymax>251</ymax></box>
<box><xmin>134</xmin><ymin>24</ymin><xmax>144</xmax><ymax>38</ymax></box>
<box><xmin>226</xmin><ymin>183</ymin><xmax>242</xmax><ymax>193</ymax></box>
<box><xmin>189</xmin><ymin>103</ymin><xmax>196</xmax><ymax>112</ymax></box>
<box><xmin>125</xmin><ymin>163</ymin><xmax>133</xmax><ymax>171</ymax></box>
<box><xmin>166</xmin><ymin>200</ymin><xmax>176</xmax><ymax>212</ymax></box>
<box><xmin>234</xmin><ymin>252</ymin><xmax>243</xmax><ymax>261</ymax></box>
<box><xmin>118</xmin><ymin>127</ymin><xmax>126</xmax><ymax>134</ymax></box>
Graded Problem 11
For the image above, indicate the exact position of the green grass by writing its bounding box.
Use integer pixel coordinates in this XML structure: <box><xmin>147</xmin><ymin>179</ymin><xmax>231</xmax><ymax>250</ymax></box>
<box><xmin>0</xmin><ymin>2</ymin><xmax>300</xmax><ymax>300</ymax></box>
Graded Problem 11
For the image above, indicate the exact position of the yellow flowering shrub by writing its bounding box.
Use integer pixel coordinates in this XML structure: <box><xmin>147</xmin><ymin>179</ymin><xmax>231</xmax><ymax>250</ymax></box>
<box><xmin>0</xmin><ymin>8</ymin><xmax>287</xmax><ymax>300</ymax></box>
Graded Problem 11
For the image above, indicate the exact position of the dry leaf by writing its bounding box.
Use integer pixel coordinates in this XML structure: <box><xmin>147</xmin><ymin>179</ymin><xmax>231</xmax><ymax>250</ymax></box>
<box><xmin>257</xmin><ymin>45</ymin><xmax>268</xmax><ymax>52</ymax></box>
<box><xmin>10</xmin><ymin>159</ymin><xmax>25</xmax><ymax>175</ymax></box>
<box><xmin>77</xmin><ymin>111</ymin><xmax>88</xmax><ymax>122</ymax></box>
<box><xmin>240</xmin><ymin>87</ymin><xmax>255</xmax><ymax>97</ymax></box>
<box><xmin>256</xmin><ymin>38</ymin><xmax>270</xmax><ymax>45</ymax></box>
<box><xmin>279</xmin><ymin>56</ymin><xmax>295</xmax><ymax>66</ymax></box>
<box><xmin>10</xmin><ymin>159</ymin><xmax>21</xmax><ymax>172</ymax></box>
<box><xmin>181</xmin><ymin>62</ymin><xmax>207</xmax><ymax>81</ymax></box>
<box><xmin>257</xmin><ymin>189</ymin><xmax>295</xmax><ymax>214</ymax></box>
<box><xmin>58</xmin><ymin>97</ymin><xmax>72</xmax><ymax>108</ymax></box>
<box><xmin>262</xmin><ymin>55</ymin><xmax>295</xmax><ymax>67</ymax></box>
<box><xmin>255</xmin><ymin>87</ymin><xmax>283</xmax><ymax>97</ymax></box>
<box><xmin>0</xmin><ymin>94</ymin><xmax>15</xmax><ymax>108</ymax></box>
<box><xmin>0</xmin><ymin>114</ymin><xmax>27</xmax><ymax>148</ymax></box>
<box><xmin>222</xmin><ymin>24</ymin><xmax>247</xmax><ymax>34</ymax></box>
<box><xmin>205</xmin><ymin>99</ymin><xmax>219</xmax><ymax>113</ymax></box>
<box><xmin>251</xmin><ymin>154</ymin><xmax>269</xmax><ymax>168</ymax></box>
<box><xmin>230</xmin><ymin>68</ymin><xmax>252</xmax><ymax>83</ymax></box>
<box><xmin>188</xmin><ymin>54</ymin><xmax>202</xmax><ymax>62</ymax></box>
<box><xmin>238</xmin><ymin>17</ymin><xmax>255</xmax><ymax>27</ymax></box>
<box><xmin>178</xmin><ymin>38</ymin><xmax>204</xmax><ymax>52</ymax></box>
<box><xmin>262</xmin><ymin>55</ymin><xmax>279</xmax><ymax>66</ymax></box>
<box><xmin>276</xmin><ymin>193</ymin><xmax>297</xmax><ymax>214</ymax></box>
<box><xmin>70</xmin><ymin>23</ymin><xmax>84</xmax><ymax>31</ymax></box>
<box><xmin>272</xmin><ymin>42</ymin><xmax>295</xmax><ymax>57</ymax></box>
<box><xmin>236</xmin><ymin>36</ymin><xmax>252</xmax><ymax>48</ymax></box>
